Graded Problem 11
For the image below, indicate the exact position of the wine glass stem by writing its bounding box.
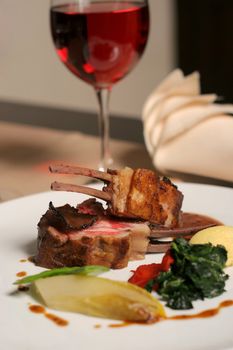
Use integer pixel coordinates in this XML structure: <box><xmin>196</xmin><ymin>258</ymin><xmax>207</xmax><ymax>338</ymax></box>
<box><xmin>96</xmin><ymin>88</ymin><xmax>112</xmax><ymax>171</ymax></box>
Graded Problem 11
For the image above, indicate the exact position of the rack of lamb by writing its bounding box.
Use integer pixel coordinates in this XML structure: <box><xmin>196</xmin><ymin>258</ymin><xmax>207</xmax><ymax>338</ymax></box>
<box><xmin>34</xmin><ymin>165</ymin><xmax>216</xmax><ymax>269</ymax></box>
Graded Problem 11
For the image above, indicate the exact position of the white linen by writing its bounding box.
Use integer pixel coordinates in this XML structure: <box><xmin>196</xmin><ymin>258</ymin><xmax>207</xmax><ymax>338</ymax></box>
<box><xmin>142</xmin><ymin>69</ymin><xmax>233</xmax><ymax>182</ymax></box>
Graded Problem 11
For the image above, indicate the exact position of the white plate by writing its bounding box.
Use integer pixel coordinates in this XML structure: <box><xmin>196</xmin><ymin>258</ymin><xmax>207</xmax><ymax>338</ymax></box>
<box><xmin>1</xmin><ymin>183</ymin><xmax>233</xmax><ymax>350</ymax></box>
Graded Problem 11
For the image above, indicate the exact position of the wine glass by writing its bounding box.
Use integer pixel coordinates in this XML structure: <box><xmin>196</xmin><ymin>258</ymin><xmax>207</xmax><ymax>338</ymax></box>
<box><xmin>50</xmin><ymin>0</ymin><xmax>150</xmax><ymax>170</ymax></box>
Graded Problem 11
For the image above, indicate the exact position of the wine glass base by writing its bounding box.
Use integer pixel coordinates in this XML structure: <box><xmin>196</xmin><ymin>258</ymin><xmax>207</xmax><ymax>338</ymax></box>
<box><xmin>98</xmin><ymin>157</ymin><xmax>113</xmax><ymax>172</ymax></box>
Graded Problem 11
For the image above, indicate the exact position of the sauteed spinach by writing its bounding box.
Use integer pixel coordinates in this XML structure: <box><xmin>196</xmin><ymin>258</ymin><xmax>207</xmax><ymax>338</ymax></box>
<box><xmin>156</xmin><ymin>238</ymin><xmax>228</xmax><ymax>309</ymax></box>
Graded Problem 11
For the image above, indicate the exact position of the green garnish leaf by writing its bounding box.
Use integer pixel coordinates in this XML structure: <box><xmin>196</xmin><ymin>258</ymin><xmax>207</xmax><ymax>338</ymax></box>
<box><xmin>14</xmin><ymin>265</ymin><xmax>109</xmax><ymax>285</ymax></box>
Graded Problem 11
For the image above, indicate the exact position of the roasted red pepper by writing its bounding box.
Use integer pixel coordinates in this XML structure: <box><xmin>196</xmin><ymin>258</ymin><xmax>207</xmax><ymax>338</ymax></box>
<box><xmin>128</xmin><ymin>263</ymin><xmax>162</xmax><ymax>288</ymax></box>
<box><xmin>128</xmin><ymin>250</ymin><xmax>174</xmax><ymax>289</ymax></box>
<box><xmin>161</xmin><ymin>250</ymin><xmax>174</xmax><ymax>271</ymax></box>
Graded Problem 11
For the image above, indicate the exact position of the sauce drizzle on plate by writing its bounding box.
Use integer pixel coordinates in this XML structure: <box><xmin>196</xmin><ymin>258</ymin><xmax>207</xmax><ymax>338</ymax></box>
<box><xmin>169</xmin><ymin>300</ymin><xmax>233</xmax><ymax>320</ymax></box>
<box><xmin>16</xmin><ymin>271</ymin><xmax>27</xmax><ymax>277</ymax></box>
<box><xmin>108</xmin><ymin>300</ymin><xmax>233</xmax><ymax>328</ymax></box>
<box><xmin>29</xmin><ymin>304</ymin><xmax>68</xmax><ymax>327</ymax></box>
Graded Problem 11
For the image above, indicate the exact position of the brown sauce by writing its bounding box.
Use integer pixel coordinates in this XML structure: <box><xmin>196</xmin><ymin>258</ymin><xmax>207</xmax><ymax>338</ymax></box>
<box><xmin>108</xmin><ymin>300</ymin><xmax>233</xmax><ymax>328</ymax></box>
<box><xmin>29</xmin><ymin>304</ymin><xmax>69</xmax><ymax>327</ymax></box>
<box><xmin>19</xmin><ymin>259</ymin><xmax>27</xmax><ymax>263</ymax></box>
<box><xmin>94</xmin><ymin>324</ymin><xmax>102</xmax><ymax>329</ymax></box>
<box><xmin>16</xmin><ymin>271</ymin><xmax>27</xmax><ymax>277</ymax></box>
<box><xmin>168</xmin><ymin>300</ymin><xmax>233</xmax><ymax>320</ymax></box>
<box><xmin>45</xmin><ymin>313</ymin><xmax>69</xmax><ymax>327</ymax></box>
<box><xmin>109</xmin><ymin>322</ymin><xmax>133</xmax><ymax>328</ymax></box>
<box><xmin>29</xmin><ymin>304</ymin><xmax>45</xmax><ymax>314</ymax></box>
<box><xmin>181</xmin><ymin>212</ymin><xmax>222</xmax><ymax>228</ymax></box>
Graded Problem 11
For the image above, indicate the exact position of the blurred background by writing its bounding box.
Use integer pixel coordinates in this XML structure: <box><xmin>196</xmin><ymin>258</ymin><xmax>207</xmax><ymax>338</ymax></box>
<box><xmin>0</xmin><ymin>0</ymin><xmax>232</xmax><ymax>142</ymax></box>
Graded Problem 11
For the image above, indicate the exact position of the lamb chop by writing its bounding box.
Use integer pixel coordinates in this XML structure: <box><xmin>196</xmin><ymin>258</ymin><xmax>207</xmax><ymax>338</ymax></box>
<box><xmin>50</xmin><ymin>165</ymin><xmax>183</xmax><ymax>228</ymax></box>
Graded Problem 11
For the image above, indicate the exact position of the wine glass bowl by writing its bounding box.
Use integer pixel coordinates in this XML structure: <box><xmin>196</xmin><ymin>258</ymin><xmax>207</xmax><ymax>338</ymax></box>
<box><xmin>50</xmin><ymin>0</ymin><xmax>150</xmax><ymax>169</ymax></box>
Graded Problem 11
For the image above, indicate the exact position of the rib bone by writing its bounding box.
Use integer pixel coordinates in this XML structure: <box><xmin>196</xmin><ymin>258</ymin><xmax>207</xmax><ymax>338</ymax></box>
<box><xmin>50</xmin><ymin>164</ymin><xmax>183</xmax><ymax>227</ymax></box>
<box><xmin>150</xmin><ymin>223</ymin><xmax>215</xmax><ymax>238</ymax></box>
<box><xmin>51</xmin><ymin>181</ymin><xmax>111</xmax><ymax>202</ymax></box>
<box><xmin>50</xmin><ymin>164</ymin><xmax>112</xmax><ymax>182</ymax></box>
<box><xmin>147</xmin><ymin>242</ymin><xmax>172</xmax><ymax>253</ymax></box>
<box><xmin>148</xmin><ymin>222</ymin><xmax>217</xmax><ymax>253</ymax></box>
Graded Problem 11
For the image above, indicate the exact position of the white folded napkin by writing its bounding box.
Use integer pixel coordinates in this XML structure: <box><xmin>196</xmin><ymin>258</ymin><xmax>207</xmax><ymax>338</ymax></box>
<box><xmin>142</xmin><ymin>69</ymin><xmax>233</xmax><ymax>183</ymax></box>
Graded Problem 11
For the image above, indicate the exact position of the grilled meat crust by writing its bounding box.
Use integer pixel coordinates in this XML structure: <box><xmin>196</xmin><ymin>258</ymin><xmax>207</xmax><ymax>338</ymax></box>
<box><xmin>105</xmin><ymin>168</ymin><xmax>183</xmax><ymax>228</ymax></box>
<box><xmin>158</xmin><ymin>177</ymin><xmax>183</xmax><ymax>227</ymax></box>
<box><xmin>127</xmin><ymin>169</ymin><xmax>162</xmax><ymax>222</ymax></box>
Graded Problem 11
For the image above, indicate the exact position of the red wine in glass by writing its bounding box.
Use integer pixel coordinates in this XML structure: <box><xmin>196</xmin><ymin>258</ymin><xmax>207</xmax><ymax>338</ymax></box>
<box><xmin>50</xmin><ymin>0</ymin><xmax>150</xmax><ymax>169</ymax></box>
